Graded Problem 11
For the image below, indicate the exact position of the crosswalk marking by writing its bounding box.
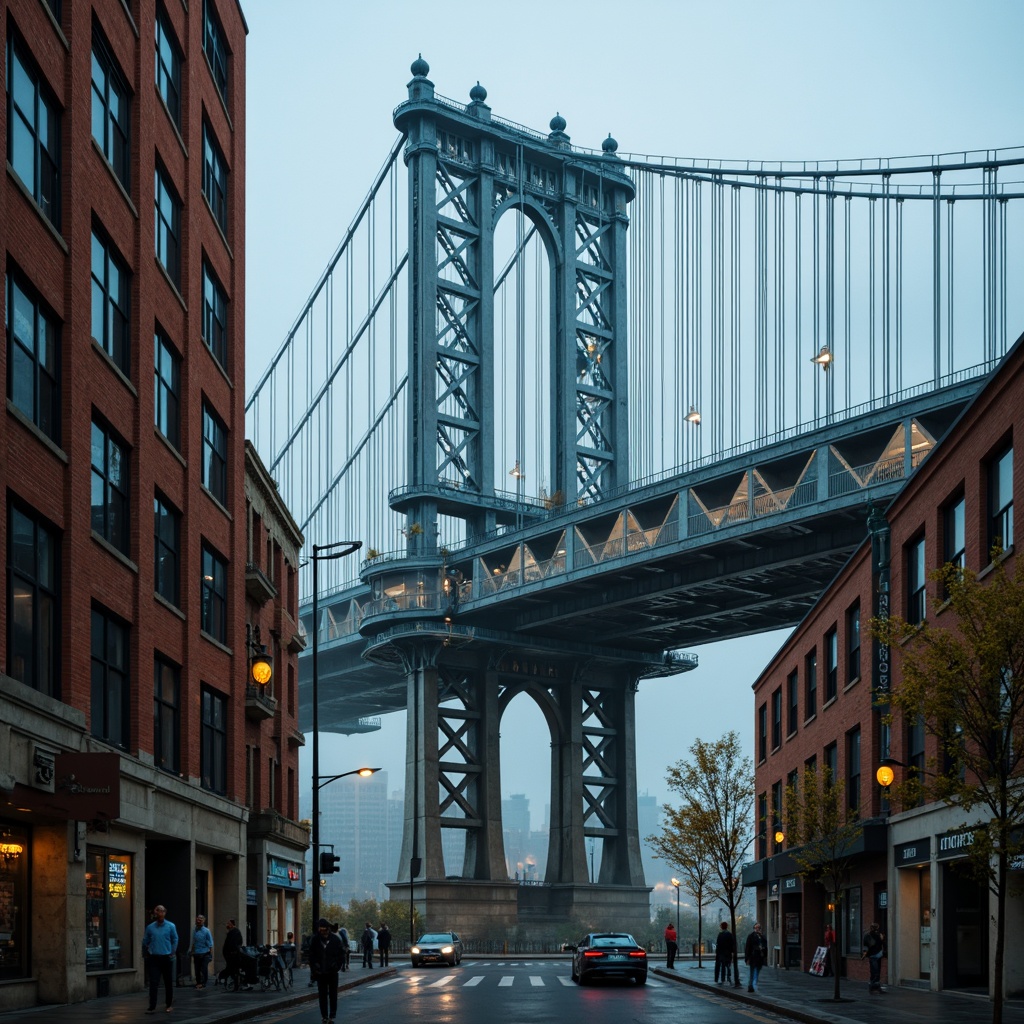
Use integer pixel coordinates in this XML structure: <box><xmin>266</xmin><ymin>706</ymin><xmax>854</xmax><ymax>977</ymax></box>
<box><xmin>464</xmin><ymin>976</ymin><xmax>484</xmax><ymax>986</ymax></box>
<box><xmin>498</xmin><ymin>976</ymin><xmax>513</xmax><ymax>986</ymax></box>
<box><xmin>529</xmin><ymin>976</ymin><xmax>543</xmax><ymax>986</ymax></box>
<box><xmin>368</xmin><ymin>978</ymin><xmax>404</xmax><ymax>988</ymax></box>
<box><xmin>429</xmin><ymin>975</ymin><xmax>455</xmax><ymax>987</ymax></box>
<box><xmin>558</xmin><ymin>976</ymin><xmax>575</xmax><ymax>986</ymax></box>
<box><xmin>376</xmin><ymin>969</ymin><xmax>663</xmax><ymax>990</ymax></box>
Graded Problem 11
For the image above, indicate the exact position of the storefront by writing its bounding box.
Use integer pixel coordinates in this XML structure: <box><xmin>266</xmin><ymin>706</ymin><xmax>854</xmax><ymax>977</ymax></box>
<box><xmin>893</xmin><ymin>837</ymin><xmax>931</xmax><ymax>981</ymax></box>
<box><xmin>84</xmin><ymin>849</ymin><xmax>133</xmax><ymax>972</ymax></box>
<box><xmin>265</xmin><ymin>854</ymin><xmax>304</xmax><ymax>943</ymax></box>
<box><xmin>936</xmin><ymin>829</ymin><xmax>987</xmax><ymax>990</ymax></box>
<box><xmin>0</xmin><ymin>822</ymin><xmax>30</xmax><ymax>983</ymax></box>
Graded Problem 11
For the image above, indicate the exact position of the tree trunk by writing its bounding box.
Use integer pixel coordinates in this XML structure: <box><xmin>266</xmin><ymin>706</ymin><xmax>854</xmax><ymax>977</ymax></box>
<box><xmin>993</xmin><ymin>850</ymin><xmax>1006</xmax><ymax>1024</ymax></box>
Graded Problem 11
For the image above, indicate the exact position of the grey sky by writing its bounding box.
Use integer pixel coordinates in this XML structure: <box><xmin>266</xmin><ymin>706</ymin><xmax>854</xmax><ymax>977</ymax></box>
<box><xmin>243</xmin><ymin>0</ymin><xmax>1024</xmax><ymax>897</ymax></box>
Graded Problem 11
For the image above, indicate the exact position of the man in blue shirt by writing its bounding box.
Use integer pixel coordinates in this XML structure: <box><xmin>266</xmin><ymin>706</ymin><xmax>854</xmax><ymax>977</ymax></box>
<box><xmin>142</xmin><ymin>904</ymin><xmax>178</xmax><ymax>1013</ymax></box>
<box><xmin>189</xmin><ymin>914</ymin><xmax>214</xmax><ymax>989</ymax></box>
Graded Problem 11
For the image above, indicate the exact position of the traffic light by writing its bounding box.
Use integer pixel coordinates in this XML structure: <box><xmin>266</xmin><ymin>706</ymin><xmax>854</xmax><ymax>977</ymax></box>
<box><xmin>319</xmin><ymin>850</ymin><xmax>340</xmax><ymax>875</ymax></box>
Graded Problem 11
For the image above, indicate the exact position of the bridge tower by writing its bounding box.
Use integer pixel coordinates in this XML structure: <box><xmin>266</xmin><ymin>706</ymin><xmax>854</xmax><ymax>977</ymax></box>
<box><xmin>381</xmin><ymin>59</ymin><xmax>652</xmax><ymax>936</ymax></box>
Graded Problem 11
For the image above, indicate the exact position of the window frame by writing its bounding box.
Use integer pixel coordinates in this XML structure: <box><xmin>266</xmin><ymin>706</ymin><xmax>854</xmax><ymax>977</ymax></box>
<box><xmin>988</xmin><ymin>446</ymin><xmax>1014</xmax><ymax>556</ymax></box>
<box><xmin>8</xmin><ymin>501</ymin><xmax>60</xmax><ymax>698</ymax></box>
<box><xmin>824</xmin><ymin>627</ymin><xmax>838</xmax><ymax>702</ymax></box>
<box><xmin>201</xmin><ymin>542</ymin><xmax>227</xmax><ymax>643</ymax></box>
<box><xmin>786</xmin><ymin>669</ymin><xmax>798</xmax><ymax>736</ymax></box>
<box><xmin>943</xmin><ymin>494</ymin><xmax>966</xmax><ymax>570</ymax></box>
<box><xmin>771</xmin><ymin>687</ymin><xmax>782</xmax><ymax>751</ymax></box>
<box><xmin>201</xmin><ymin>686</ymin><xmax>228</xmax><ymax>795</ymax></box>
<box><xmin>758</xmin><ymin>702</ymin><xmax>767</xmax><ymax>763</ymax></box>
<box><xmin>202</xmin><ymin>262</ymin><xmax>228</xmax><ymax>368</ymax></box>
<box><xmin>154</xmin><ymin>654</ymin><xmax>180</xmax><ymax>774</ymax></box>
<box><xmin>202</xmin><ymin>120</ymin><xmax>228</xmax><ymax>233</ymax></box>
<box><xmin>805</xmin><ymin>650</ymin><xmax>818</xmax><ymax>720</ymax></box>
<box><xmin>154</xmin><ymin>162</ymin><xmax>182</xmax><ymax>288</ymax></box>
<box><xmin>7</xmin><ymin>269</ymin><xmax>60</xmax><ymax>442</ymax></box>
<box><xmin>846</xmin><ymin>600</ymin><xmax>861</xmax><ymax>683</ymax></box>
<box><xmin>203</xmin><ymin>0</ymin><xmax>229</xmax><ymax>103</ymax></box>
<box><xmin>154</xmin><ymin>492</ymin><xmax>180</xmax><ymax>606</ymax></box>
<box><xmin>155</xmin><ymin>6</ymin><xmax>182</xmax><ymax>126</ymax></box>
<box><xmin>91</xmin><ymin>419</ymin><xmax>130</xmax><ymax>555</ymax></box>
<box><xmin>91</xmin><ymin>23</ymin><xmax>130</xmax><ymax>188</ymax></box>
<box><xmin>154</xmin><ymin>329</ymin><xmax>180</xmax><ymax>448</ymax></box>
<box><xmin>847</xmin><ymin>726</ymin><xmax>861</xmax><ymax>816</ymax></box>
<box><xmin>906</xmin><ymin>533</ymin><xmax>927</xmax><ymax>625</ymax></box>
<box><xmin>91</xmin><ymin>605</ymin><xmax>129</xmax><ymax>749</ymax></box>
<box><xmin>7</xmin><ymin>34</ymin><xmax>61</xmax><ymax>227</ymax></box>
<box><xmin>202</xmin><ymin>401</ymin><xmax>228</xmax><ymax>504</ymax></box>
<box><xmin>91</xmin><ymin>229</ymin><xmax>130</xmax><ymax>375</ymax></box>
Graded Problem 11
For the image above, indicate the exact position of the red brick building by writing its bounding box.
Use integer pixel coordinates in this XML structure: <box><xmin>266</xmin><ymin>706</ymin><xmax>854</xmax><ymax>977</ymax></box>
<box><xmin>0</xmin><ymin>0</ymin><xmax>307</xmax><ymax>1011</ymax></box>
<box><xmin>747</xmin><ymin>334</ymin><xmax>1021</xmax><ymax>997</ymax></box>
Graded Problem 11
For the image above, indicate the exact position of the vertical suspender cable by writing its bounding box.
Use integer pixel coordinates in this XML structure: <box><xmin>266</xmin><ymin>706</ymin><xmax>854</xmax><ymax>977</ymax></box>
<box><xmin>844</xmin><ymin>195</ymin><xmax>851</xmax><ymax>412</ymax></box>
<box><xmin>932</xmin><ymin>171</ymin><xmax>942</xmax><ymax>384</ymax></box>
<box><xmin>895</xmin><ymin>197</ymin><xmax>904</xmax><ymax>393</ymax></box>
<box><xmin>882</xmin><ymin>173</ymin><xmax>891</xmax><ymax>399</ymax></box>
<box><xmin>946</xmin><ymin>198</ymin><xmax>955</xmax><ymax>380</ymax></box>
<box><xmin>794</xmin><ymin>193</ymin><xmax>802</xmax><ymax>425</ymax></box>
<box><xmin>812</xmin><ymin>178</ymin><xmax>820</xmax><ymax>422</ymax></box>
<box><xmin>999</xmin><ymin>194</ymin><xmax>1007</xmax><ymax>357</ymax></box>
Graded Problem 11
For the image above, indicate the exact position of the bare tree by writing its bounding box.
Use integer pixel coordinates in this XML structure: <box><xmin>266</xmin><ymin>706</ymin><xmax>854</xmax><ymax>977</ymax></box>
<box><xmin>871</xmin><ymin>558</ymin><xmax>1024</xmax><ymax>1024</ymax></box>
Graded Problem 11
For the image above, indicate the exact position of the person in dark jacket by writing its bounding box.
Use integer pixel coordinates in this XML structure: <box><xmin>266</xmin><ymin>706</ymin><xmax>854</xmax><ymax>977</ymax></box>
<box><xmin>744</xmin><ymin>922</ymin><xmax>767</xmax><ymax>992</ymax></box>
<box><xmin>360</xmin><ymin>922</ymin><xmax>376</xmax><ymax>967</ymax></box>
<box><xmin>715</xmin><ymin>921</ymin><xmax>736</xmax><ymax>984</ymax></box>
<box><xmin>309</xmin><ymin>918</ymin><xmax>345</xmax><ymax>1024</ymax></box>
<box><xmin>222</xmin><ymin>918</ymin><xmax>247</xmax><ymax>990</ymax></box>
<box><xmin>377</xmin><ymin>922</ymin><xmax>392</xmax><ymax>967</ymax></box>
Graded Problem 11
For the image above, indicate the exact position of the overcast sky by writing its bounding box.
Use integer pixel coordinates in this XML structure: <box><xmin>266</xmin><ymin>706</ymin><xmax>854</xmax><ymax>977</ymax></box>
<box><xmin>243</xmin><ymin>0</ymin><xmax>1024</xmax><ymax>892</ymax></box>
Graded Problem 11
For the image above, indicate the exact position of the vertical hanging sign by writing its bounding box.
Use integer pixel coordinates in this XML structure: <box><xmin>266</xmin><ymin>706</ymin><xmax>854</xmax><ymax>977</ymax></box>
<box><xmin>867</xmin><ymin>504</ymin><xmax>891</xmax><ymax>704</ymax></box>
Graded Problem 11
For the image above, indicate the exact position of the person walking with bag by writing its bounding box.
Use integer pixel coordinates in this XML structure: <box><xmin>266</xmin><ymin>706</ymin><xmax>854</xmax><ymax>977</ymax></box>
<box><xmin>190</xmin><ymin>914</ymin><xmax>213</xmax><ymax>989</ymax></box>
<box><xmin>309</xmin><ymin>918</ymin><xmax>345</xmax><ymax>1024</ymax></box>
<box><xmin>663</xmin><ymin>922</ymin><xmax>678</xmax><ymax>969</ymax></box>
<box><xmin>744</xmin><ymin>921</ymin><xmax>767</xmax><ymax>992</ymax></box>
<box><xmin>142</xmin><ymin>904</ymin><xmax>178</xmax><ymax>1014</ymax></box>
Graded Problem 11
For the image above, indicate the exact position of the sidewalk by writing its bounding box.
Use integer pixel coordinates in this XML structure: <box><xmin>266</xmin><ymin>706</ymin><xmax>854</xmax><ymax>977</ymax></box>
<box><xmin>0</xmin><ymin>966</ymin><xmax>391</xmax><ymax>1024</ymax></box>
<box><xmin>653</xmin><ymin>960</ymin><xmax>1024</xmax><ymax>1024</ymax></box>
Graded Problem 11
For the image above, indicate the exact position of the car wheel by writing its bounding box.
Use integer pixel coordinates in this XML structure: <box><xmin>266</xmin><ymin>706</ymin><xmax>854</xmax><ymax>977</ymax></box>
<box><xmin>635</xmin><ymin>973</ymin><xmax>647</xmax><ymax>986</ymax></box>
<box><xmin>571</xmin><ymin>962</ymin><xmax>578</xmax><ymax>983</ymax></box>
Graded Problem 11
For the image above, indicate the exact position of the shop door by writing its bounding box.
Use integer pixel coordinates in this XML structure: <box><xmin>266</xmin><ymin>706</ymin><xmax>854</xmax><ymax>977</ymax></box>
<box><xmin>942</xmin><ymin>862</ymin><xmax>987</xmax><ymax>989</ymax></box>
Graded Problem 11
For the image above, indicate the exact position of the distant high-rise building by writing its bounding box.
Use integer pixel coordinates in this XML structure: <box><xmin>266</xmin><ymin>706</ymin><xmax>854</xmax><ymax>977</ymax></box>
<box><xmin>637</xmin><ymin>791</ymin><xmax>663</xmax><ymax>883</ymax></box>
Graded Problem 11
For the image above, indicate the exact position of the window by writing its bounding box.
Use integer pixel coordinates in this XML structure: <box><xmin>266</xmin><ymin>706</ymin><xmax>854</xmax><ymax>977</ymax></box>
<box><xmin>154</xmin><ymin>164</ymin><xmax>181</xmax><ymax>288</ymax></box>
<box><xmin>202</xmin><ymin>263</ymin><xmax>227</xmax><ymax>367</ymax></box>
<box><xmin>847</xmin><ymin>726</ymin><xmax>861</xmax><ymax>816</ymax></box>
<box><xmin>771</xmin><ymin>781</ymin><xmax>784</xmax><ymax>851</ymax></box>
<box><xmin>91</xmin><ymin>25</ymin><xmax>130</xmax><ymax>187</ymax></box>
<box><xmin>757</xmin><ymin>793</ymin><xmax>767</xmax><ymax>859</ymax></box>
<box><xmin>843</xmin><ymin>886</ymin><xmax>863</xmax><ymax>957</ymax></box>
<box><xmin>202</xmin><ymin>402</ymin><xmax>228</xmax><ymax>504</ymax></box>
<box><xmin>154</xmin><ymin>331</ymin><xmax>180</xmax><ymax>448</ymax></box>
<box><xmin>787</xmin><ymin>670</ymin><xmax>798</xmax><ymax>736</ymax></box>
<box><xmin>91</xmin><ymin>230</ymin><xmax>130</xmax><ymax>374</ymax></box>
<box><xmin>155</xmin><ymin>7</ymin><xmax>182</xmax><ymax>125</ymax></box>
<box><xmin>154</xmin><ymin>494</ymin><xmax>180</xmax><ymax>606</ymax></box>
<box><xmin>989</xmin><ymin>446</ymin><xmax>1014</xmax><ymax>555</ymax></box>
<box><xmin>85</xmin><ymin>851</ymin><xmax>132</xmax><ymax>972</ymax></box>
<box><xmin>907</xmin><ymin>534</ymin><xmax>926</xmax><ymax>625</ymax></box>
<box><xmin>0</xmin><ymin>822</ymin><xmax>30</xmax><ymax>980</ymax></box>
<box><xmin>203</xmin><ymin>0</ymin><xmax>229</xmax><ymax>103</ymax></box>
<box><xmin>201</xmin><ymin>687</ymin><xmax>227</xmax><ymax>794</ymax></box>
<box><xmin>846</xmin><ymin>601</ymin><xmax>861</xmax><ymax>683</ymax></box>
<box><xmin>944</xmin><ymin>495</ymin><xmax>965</xmax><ymax>570</ymax></box>
<box><xmin>758</xmin><ymin>703</ymin><xmax>767</xmax><ymax>763</ymax></box>
<box><xmin>7</xmin><ymin>271</ymin><xmax>59</xmax><ymax>442</ymax></box>
<box><xmin>201</xmin><ymin>543</ymin><xmax>227</xmax><ymax>642</ymax></box>
<box><xmin>805</xmin><ymin>650</ymin><xmax>817</xmax><ymax>719</ymax></box>
<box><xmin>771</xmin><ymin>688</ymin><xmax>782</xmax><ymax>750</ymax></box>
<box><xmin>8</xmin><ymin>503</ymin><xmax>59</xmax><ymax>698</ymax></box>
<box><xmin>825</xmin><ymin>627</ymin><xmax>838</xmax><ymax>702</ymax></box>
<box><xmin>91</xmin><ymin>606</ymin><xmax>129</xmax><ymax>748</ymax></box>
<box><xmin>203</xmin><ymin>121</ymin><xmax>228</xmax><ymax>232</ymax></box>
<box><xmin>154</xmin><ymin>655</ymin><xmax>180</xmax><ymax>774</ymax></box>
<box><xmin>908</xmin><ymin>716</ymin><xmax>926</xmax><ymax>806</ymax></box>
<box><xmin>7</xmin><ymin>36</ymin><xmax>60</xmax><ymax>227</ymax></box>
<box><xmin>91</xmin><ymin>420</ymin><xmax>130</xmax><ymax>554</ymax></box>
<box><xmin>824</xmin><ymin>742</ymin><xmax>838</xmax><ymax>787</ymax></box>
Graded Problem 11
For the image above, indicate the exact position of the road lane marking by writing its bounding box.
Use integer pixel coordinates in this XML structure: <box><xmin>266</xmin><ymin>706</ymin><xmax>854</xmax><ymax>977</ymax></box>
<box><xmin>368</xmin><ymin>978</ymin><xmax>404</xmax><ymax>988</ymax></box>
<box><xmin>464</xmin><ymin>976</ymin><xmax>484</xmax><ymax>986</ymax></box>
<box><xmin>498</xmin><ymin>976</ymin><xmax>513</xmax><ymax>986</ymax></box>
<box><xmin>558</xmin><ymin>977</ymin><xmax>574</xmax><ymax>986</ymax></box>
<box><xmin>429</xmin><ymin>975</ymin><xmax>455</xmax><ymax>986</ymax></box>
<box><xmin>530</xmin><ymin>976</ymin><xmax>543</xmax><ymax>986</ymax></box>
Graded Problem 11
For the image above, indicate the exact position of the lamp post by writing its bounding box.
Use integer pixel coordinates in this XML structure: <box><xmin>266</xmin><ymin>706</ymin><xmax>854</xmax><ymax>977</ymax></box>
<box><xmin>671</xmin><ymin>877</ymin><xmax>681</xmax><ymax>950</ymax></box>
<box><xmin>310</xmin><ymin>540</ymin><xmax>362</xmax><ymax>930</ymax></box>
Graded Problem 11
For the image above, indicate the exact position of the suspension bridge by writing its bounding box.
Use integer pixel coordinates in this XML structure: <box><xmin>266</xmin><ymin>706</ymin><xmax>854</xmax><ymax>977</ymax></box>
<box><xmin>246</xmin><ymin>58</ymin><xmax>1023</xmax><ymax>934</ymax></box>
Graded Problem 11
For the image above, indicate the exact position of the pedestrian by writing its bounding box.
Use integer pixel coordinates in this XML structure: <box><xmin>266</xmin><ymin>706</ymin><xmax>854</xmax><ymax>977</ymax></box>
<box><xmin>309</xmin><ymin>918</ymin><xmax>345</xmax><ymax>1024</ymax></box>
<box><xmin>142</xmin><ymin>904</ymin><xmax>178</xmax><ymax>1014</ymax></box>
<box><xmin>222</xmin><ymin>917</ymin><xmax>247</xmax><ymax>990</ymax></box>
<box><xmin>862</xmin><ymin>921</ymin><xmax>885</xmax><ymax>993</ymax></box>
<box><xmin>377</xmin><ymin>922</ymin><xmax>392</xmax><ymax>967</ymax></box>
<box><xmin>190</xmin><ymin>914</ymin><xmax>213</xmax><ymax>990</ymax></box>
<box><xmin>743</xmin><ymin>921</ymin><xmax>767</xmax><ymax>992</ymax></box>
<box><xmin>663</xmin><ymin>921</ymin><xmax>678</xmax><ymax>969</ymax></box>
<box><xmin>337</xmin><ymin>924</ymin><xmax>350</xmax><ymax>971</ymax></box>
<box><xmin>823</xmin><ymin>923</ymin><xmax>836</xmax><ymax>977</ymax></box>
<box><xmin>715</xmin><ymin>921</ymin><xmax>735</xmax><ymax>984</ymax></box>
<box><xmin>277</xmin><ymin>931</ymin><xmax>297</xmax><ymax>985</ymax></box>
<box><xmin>360</xmin><ymin>921</ymin><xmax>376</xmax><ymax>967</ymax></box>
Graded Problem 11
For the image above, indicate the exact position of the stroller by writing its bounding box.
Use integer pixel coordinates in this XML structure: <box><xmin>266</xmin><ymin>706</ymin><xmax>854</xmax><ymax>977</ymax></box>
<box><xmin>220</xmin><ymin>945</ymin><xmax>259</xmax><ymax>990</ymax></box>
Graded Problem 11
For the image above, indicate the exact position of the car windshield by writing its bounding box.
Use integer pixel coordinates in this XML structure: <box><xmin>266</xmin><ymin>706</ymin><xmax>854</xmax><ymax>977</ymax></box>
<box><xmin>591</xmin><ymin>934</ymin><xmax>635</xmax><ymax>947</ymax></box>
<box><xmin>418</xmin><ymin>934</ymin><xmax>453</xmax><ymax>943</ymax></box>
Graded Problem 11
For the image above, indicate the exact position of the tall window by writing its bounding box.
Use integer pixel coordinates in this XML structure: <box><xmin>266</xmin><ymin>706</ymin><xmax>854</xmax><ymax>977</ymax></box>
<box><xmin>846</xmin><ymin>601</ymin><xmax>861</xmax><ymax>683</ymax></box>
<box><xmin>7</xmin><ymin>36</ymin><xmax>60</xmax><ymax>227</ymax></box>
<box><xmin>824</xmin><ymin>627</ymin><xmax>838</xmax><ymax>702</ymax></box>
<box><xmin>201</xmin><ymin>543</ymin><xmax>227</xmax><ymax>642</ymax></box>
<box><xmin>201</xmin><ymin>687</ymin><xmax>227</xmax><ymax>794</ymax></box>
<box><xmin>91</xmin><ymin>606</ymin><xmax>129</xmax><ymax>748</ymax></box>
<box><xmin>155</xmin><ymin>7</ymin><xmax>182</xmax><ymax>126</ymax></box>
<box><xmin>8</xmin><ymin>503</ymin><xmax>59</xmax><ymax>697</ymax></box>
<box><xmin>908</xmin><ymin>716</ymin><xmax>926</xmax><ymax>806</ymax></box>
<box><xmin>7</xmin><ymin>271</ymin><xmax>59</xmax><ymax>442</ymax></box>
<box><xmin>203</xmin><ymin>122</ymin><xmax>228</xmax><ymax>232</ymax></box>
<box><xmin>154</xmin><ymin>494</ymin><xmax>180</xmax><ymax>606</ymax></box>
<box><xmin>847</xmin><ymin>726</ymin><xmax>861</xmax><ymax>816</ymax></box>
<box><xmin>805</xmin><ymin>650</ymin><xmax>817</xmax><ymax>719</ymax></box>
<box><xmin>85</xmin><ymin>851</ymin><xmax>132</xmax><ymax>972</ymax></box>
<box><xmin>154</xmin><ymin>331</ymin><xmax>180</xmax><ymax>448</ymax></box>
<box><xmin>787</xmin><ymin>670</ymin><xmax>798</xmax><ymax>736</ymax></box>
<box><xmin>771</xmin><ymin>688</ymin><xmax>782</xmax><ymax>750</ymax></box>
<box><xmin>91</xmin><ymin>25</ymin><xmax>130</xmax><ymax>187</ymax></box>
<box><xmin>771</xmin><ymin>781</ymin><xmax>784</xmax><ymax>851</ymax></box>
<box><xmin>203</xmin><ymin>0</ymin><xmax>229</xmax><ymax>103</ymax></box>
<box><xmin>824</xmin><ymin>741</ymin><xmax>838</xmax><ymax>786</ymax></box>
<box><xmin>202</xmin><ymin>402</ymin><xmax>228</xmax><ymax>504</ymax></box>
<box><xmin>91</xmin><ymin>420</ymin><xmax>129</xmax><ymax>554</ymax></box>
<box><xmin>154</xmin><ymin>655</ymin><xmax>180</xmax><ymax>773</ymax></box>
<box><xmin>944</xmin><ymin>495</ymin><xmax>966</xmax><ymax>570</ymax></box>
<box><xmin>91</xmin><ymin>230</ymin><xmax>130</xmax><ymax>374</ymax></box>
<box><xmin>154</xmin><ymin>164</ymin><xmax>181</xmax><ymax>288</ymax></box>
<box><xmin>758</xmin><ymin>703</ymin><xmax>767</xmax><ymax>763</ymax></box>
<box><xmin>907</xmin><ymin>534</ymin><xmax>927</xmax><ymax>625</ymax></box>
<box><xmin>989</xmin><ymin>446</ymin><xmax>1014</xmax><ymax>555</ymax></box>
<box><xmin>202</xmin><ymin>263</ymin><xmax>227</xmax><ymax>367</ymax></box>
<box><xmin>757</xmin><ymin>793</ymin><xmax>767</xmax><ymax>859</ymax></box>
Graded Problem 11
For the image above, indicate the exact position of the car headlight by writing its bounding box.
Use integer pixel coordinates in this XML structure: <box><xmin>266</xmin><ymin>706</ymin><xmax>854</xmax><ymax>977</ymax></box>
<box><xmin>411</xmin><ymin>947</ymin><xmax>420</xmax><ymax>954</ymax></box>
<box><xmin>441</xmin><ymin>945</ymin><xmax>453</xmax><ymax>954</ymax></box>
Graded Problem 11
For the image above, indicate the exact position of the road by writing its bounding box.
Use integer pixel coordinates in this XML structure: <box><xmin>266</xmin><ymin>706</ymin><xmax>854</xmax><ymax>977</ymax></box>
<box><xmin>248</xmin><ymin>960</ymin><xmax>795</xmax><ymax>1024</ymax></box>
